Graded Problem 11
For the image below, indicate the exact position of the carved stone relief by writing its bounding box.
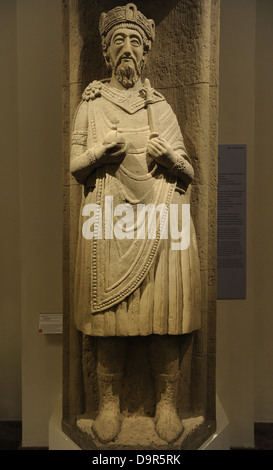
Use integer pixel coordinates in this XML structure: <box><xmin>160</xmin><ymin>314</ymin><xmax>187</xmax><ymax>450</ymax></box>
<box><xmin>62</xmin><ymin>0</ymin><xmax>220</xmax><ymax>450</ymax></box>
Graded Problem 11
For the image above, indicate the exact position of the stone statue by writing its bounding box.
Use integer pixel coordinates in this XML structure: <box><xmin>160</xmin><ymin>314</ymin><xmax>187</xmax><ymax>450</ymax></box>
<box><xmin>70</xmin><ymin>3</ymin><xmax>201</xmax><ymax>445</ymax></box>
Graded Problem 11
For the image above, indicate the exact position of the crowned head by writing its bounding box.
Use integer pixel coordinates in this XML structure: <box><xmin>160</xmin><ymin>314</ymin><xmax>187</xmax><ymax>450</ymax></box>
<box><xmin>99</xmin><ymin>3</ymin><xmax>155</xmax><ymax>88</ymax></box>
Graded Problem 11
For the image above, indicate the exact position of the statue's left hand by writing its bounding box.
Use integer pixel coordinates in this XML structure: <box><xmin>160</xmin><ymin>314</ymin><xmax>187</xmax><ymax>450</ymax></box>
<box><xmin>147</xmin><ymin>135</ymin><xmax>177</xmax><ymax>169</ymax></box>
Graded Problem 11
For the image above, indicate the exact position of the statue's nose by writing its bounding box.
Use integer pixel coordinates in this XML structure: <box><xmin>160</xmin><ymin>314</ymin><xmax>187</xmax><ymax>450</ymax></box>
<box><xmin>122</xmin><ymin>37</ymin><xmax>132</xmax><ymax>55</ymax></box>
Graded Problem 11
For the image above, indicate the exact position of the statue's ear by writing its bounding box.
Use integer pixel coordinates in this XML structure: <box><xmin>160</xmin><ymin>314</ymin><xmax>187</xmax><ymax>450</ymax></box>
<box><xmin>103</xmin><ymin>51</ymin><xmax>110</xmax><ymax>68</ymax></box>
<box><xmin>142</xmin><ymin>54</ymin><xmax>148</xmax><ymax>67</ymax></box>
<box><xmin>103</xmin><ymin>51</ymin><xmax>113</xmax><ymax>71</ymax></box>
<box><xmin>148</xmin><ymin>19</ymin><xmax>155</xmax><ymax>42</ymax></box>
<box><xmin>101</xmin><ymin>38</ymin><xmax>112</xmax><ymax>70</ymax></box>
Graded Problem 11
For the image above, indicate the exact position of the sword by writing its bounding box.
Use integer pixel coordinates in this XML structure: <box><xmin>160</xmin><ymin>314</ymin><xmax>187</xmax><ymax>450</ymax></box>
<box><xmin>143</xmin><ymin>78</ymin><xmax>158</xmax><ymax>138</ymax></box>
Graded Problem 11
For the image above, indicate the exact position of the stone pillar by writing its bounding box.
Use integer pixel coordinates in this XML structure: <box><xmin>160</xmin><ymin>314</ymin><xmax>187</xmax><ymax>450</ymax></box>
<box><xmin>62</xmin><ymin>0</ymin><xmax>220</xmax><ymax>450</ymax></box>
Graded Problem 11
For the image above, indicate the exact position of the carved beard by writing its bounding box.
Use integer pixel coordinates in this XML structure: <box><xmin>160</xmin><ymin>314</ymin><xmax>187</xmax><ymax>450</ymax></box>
<box><xmin>114</xmin><ymin>58</ymin><xmax>141</xmax><ymax>89</ymax></box>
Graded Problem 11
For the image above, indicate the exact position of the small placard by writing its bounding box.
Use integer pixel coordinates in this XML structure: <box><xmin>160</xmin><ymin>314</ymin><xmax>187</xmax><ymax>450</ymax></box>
<box><xmin>217</xmin><ymin>145</ymin><xmax>247</xmax><ymax>299</ymax></box>
<box><xmin>38</xmin><ymin>313</ymin><xmax>63</xmax><ymax>334</ymax></box>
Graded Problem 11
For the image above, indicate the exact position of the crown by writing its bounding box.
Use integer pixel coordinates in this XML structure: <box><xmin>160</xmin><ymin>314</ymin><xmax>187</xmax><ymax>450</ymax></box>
<box><xmin>99</xmin><ymin>3</ymin><xmax>155</xmax><ymax>43</ymax></box>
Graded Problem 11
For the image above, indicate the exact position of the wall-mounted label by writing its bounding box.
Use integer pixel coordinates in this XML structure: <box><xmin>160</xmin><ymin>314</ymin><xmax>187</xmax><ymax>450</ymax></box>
<box><xmin>217</xmin><ymin>145</ymin><xmax>246</xmax><ymax>299</ymax></box>
<box><xmin>38</xmin><ymin>313</ymin><xmax>63</xmax><ymax>334</ymax></box>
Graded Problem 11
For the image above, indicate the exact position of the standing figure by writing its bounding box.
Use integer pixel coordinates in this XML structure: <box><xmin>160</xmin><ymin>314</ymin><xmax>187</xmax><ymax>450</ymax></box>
<box><xmin>70</xmin><ymin>3</ymin><xmax>201</xmax><ymax>444</ymax></box>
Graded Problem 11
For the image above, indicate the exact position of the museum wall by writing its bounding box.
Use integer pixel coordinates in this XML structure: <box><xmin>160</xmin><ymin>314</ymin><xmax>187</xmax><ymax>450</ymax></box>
<box><xmin>0</xmin><ymin>0</ymin><xmax>272</xmax><ymax>449</ymax></box>
<box><xmin>253</xmin><ymin>0</ymin><xmax>273</xmax><ymax>424</ymax></box>
<box><xmin>217</xmin><ymin>0</ymin><xmax>256</xmax><ymax>448</ymax></box>
<box><xmin>16</xmin><ymin>0</ymin><xmax>63</xmax><ymax>447</ymax></box>
<box><xmin>217</xmin><ymin>0</ymin><xmax>273</xmax><ymax>448</ymax></box>
<box><xmin>0</xmin><ymin>0</ymin><xmax>21</xmax><ymax>421</ymax></box>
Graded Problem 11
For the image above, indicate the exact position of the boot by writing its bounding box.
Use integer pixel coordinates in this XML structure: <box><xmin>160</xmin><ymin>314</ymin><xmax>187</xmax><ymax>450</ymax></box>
<box><xmin>92</xmin><ymin>371</ymin><xmax>123</xmax><ymax>443</ymax></box>
<box><xmin>92</xmin><ymin>337</ymin><xmax>127</xmax><ymax>443</ymax></box>
<box><xmin>154</xmin><ymin>372</ymin><xmax>184</xmax><ymax>443</ymax></box>
<box><xmin>149</xmin><ymin>335</ymin><xmax>184</xmax><ymax>443</ymax></box>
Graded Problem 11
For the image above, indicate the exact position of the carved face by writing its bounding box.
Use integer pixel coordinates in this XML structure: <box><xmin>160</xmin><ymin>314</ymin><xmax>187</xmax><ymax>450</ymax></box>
<box><xmin>106</xmin><ymin>27</ymin><xmax>146</xmax><ymax>88</ymax></box>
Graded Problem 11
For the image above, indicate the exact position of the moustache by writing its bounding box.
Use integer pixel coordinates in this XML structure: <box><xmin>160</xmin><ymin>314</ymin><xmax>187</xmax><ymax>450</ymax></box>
<box><xmin>115</xmin><ymin>55</ymin><xmax>138</xmax><ymax>71</ymax></box>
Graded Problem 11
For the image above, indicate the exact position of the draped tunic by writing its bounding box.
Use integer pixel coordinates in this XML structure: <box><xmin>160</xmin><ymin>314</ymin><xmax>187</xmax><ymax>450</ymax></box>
<box><xmin>70</xmin><ymin>80</ymin><xmax>201</xmax><ymax>336</ymax></box>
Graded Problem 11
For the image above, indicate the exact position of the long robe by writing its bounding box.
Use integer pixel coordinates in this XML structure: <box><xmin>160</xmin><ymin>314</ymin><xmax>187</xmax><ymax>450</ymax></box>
<box><xmin>70</xmin><ymin>80</ymin><xmax>201</xmax><ymax>336</ymax></box>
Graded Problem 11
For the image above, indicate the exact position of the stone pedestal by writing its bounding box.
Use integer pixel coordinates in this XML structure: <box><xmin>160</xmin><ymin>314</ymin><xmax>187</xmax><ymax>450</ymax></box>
<box><xmin>50</xmin><ymin>395</ymin><xmax>229</xmax><ymax>450</ymax></box>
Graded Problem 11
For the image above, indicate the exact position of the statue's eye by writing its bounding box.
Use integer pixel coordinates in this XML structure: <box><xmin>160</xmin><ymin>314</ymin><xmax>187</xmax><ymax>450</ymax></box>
<box><xmin>131</xmin><ymin>38</ymin><xmax>141</xmax><ymax>47</ymax></box>
<box><xmin>113</xmin><ymin>36</ymin><xmax>124</xmax><ymax>45</ymax></box>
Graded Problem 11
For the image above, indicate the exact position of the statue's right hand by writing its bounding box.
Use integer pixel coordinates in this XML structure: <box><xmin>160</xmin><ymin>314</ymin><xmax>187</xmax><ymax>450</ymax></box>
<box><xmin>95</xmin><ymin>141</ymin><xmax>127</xmax><ymax>165</ymax></box>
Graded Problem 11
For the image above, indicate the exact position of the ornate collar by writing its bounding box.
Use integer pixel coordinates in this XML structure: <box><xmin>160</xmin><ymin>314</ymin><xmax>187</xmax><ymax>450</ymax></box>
<box><xmin>82</xmin><ymin>80</ymin><xmax>165</xmax><ymax>114</ymax></box>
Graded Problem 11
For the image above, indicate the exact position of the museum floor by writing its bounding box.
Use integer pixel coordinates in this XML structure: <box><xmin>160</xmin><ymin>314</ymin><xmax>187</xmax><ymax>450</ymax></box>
<box><xmin>0</xmin><ymin>421</ymin><xmax>272</xmax><ymax>450</ymax></box>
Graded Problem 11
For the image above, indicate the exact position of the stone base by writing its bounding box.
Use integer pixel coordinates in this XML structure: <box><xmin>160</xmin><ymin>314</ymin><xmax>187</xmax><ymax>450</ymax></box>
<box><xmin>49</xmin><ymin>395</ymin><xmax>230</xmax><ymax>450</ymax></box>
<box><xmin>73</xmin><ymin>413</ymin><xmax>208</xmax><ymax>450</ymax></box>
